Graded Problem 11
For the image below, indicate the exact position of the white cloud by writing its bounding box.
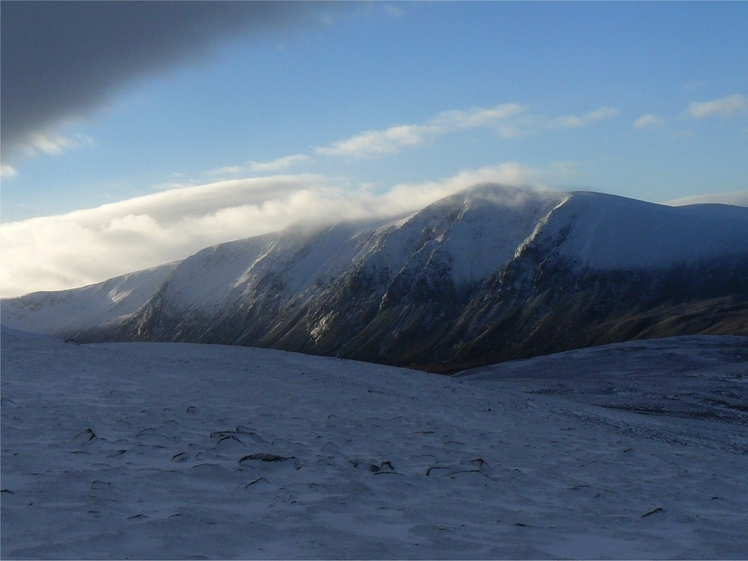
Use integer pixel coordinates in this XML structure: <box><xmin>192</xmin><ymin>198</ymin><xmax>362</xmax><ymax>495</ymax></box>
<box><xmin>0</xmin><ymin>164</ymin><xmax>571</xmax><ymax>297</ymax></box>
<box><xmin>24</xmin><ymin>132</ymin><xmax>73</xmax><ymax>155</ymax></box>
<box><xmin>315</xmin><ymin>104</ymin><xmax>527</xmax><ymax>158</ymax></box>
<box><xmin>316</xmin><ymin>124</ymin><xmax>439</xmax><ymax>157</ymax></box>
<box><xmin>546</xmin><ymin>107</ymin><xmax>619</xmax><ymax>129</ymax></box>
<box><xmin>430</xmin><ymin>104</ymin><xmax>527</xmax><ymax>129</ymax></box>
<box><xmin>1</xmin><ymin>164</ymin><xmax>19</xmax><ymax>178</ymax></box>
<box><xmin>248</xmin><ymin>154</ymin><xmax>312</xmax><ymax>172</ymax></box>
<box><xmin>585</xmin><ymin>107</ymin><xmax>620</xmax><ymax>121</ymax></box>
<box><xmin>633</xmin><ymin>114</ymin><xmax>665</xmax><ymax>130</ymax></box>
<box><xmin>18</xmin><ymin>131</ymin><xmax>96</xmax><ymax>157</ymax></box>
<box><xmin>687</xmin><ymin>94</ymin><xmax>748</xmax><ymax>119</ymax></box>
<box><xmin>372</xmin><ymin>163</ymin><xmax>562</xmax><ymax>217</ymax></box>
<box><xmin>151</xmin><ymin>181</ymin><xmax>197</xmax><ymax>191</ymax></box>
<box><xmin>0</xmin><ymin>175</ymin><xmax>330</xmax><ymax>298</ymax></box>
<box><xmin>1</xmin><ymin>131</ymin><xmax>95</xmax><ymax>179</ymax></box>
<box><xmin>665</xmin><ymin>190</ymin><xmax>748</xmax><ymax>208</ymax></box>
<box><xmin>204</xmin><ymin>154</ymin><xmax>311</xmax><ymax>177</ymax></box>
<box><xmin>316</xmin><ymin>103</ymin><xmax>621</xmax><ymax>158</ymax></box>
<box><xmin>203</xmin><ymin>165</ymin><xmax>245</xmax><ymax>177</ymax></box>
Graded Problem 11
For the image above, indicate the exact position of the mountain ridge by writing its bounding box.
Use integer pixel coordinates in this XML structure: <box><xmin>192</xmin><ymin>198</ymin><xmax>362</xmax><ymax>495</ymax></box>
<box><xmin>3</xmin><ymin>183</ymin><xmax>748</xmax><ymax>371</ymax></box>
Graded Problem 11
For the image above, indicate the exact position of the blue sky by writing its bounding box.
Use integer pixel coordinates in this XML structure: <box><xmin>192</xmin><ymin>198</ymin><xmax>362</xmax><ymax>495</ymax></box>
<box><xmin>1</xmin><ymin>2</ymin><xmax>747</xmax><ymax>296</ymax></box>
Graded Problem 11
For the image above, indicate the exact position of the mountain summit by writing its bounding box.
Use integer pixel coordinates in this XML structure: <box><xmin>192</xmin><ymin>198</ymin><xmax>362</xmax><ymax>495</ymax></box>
<box><xmin>4</xmin><ymin>184</ymin><xmax>748</xmax><ymax>371</ymax></box>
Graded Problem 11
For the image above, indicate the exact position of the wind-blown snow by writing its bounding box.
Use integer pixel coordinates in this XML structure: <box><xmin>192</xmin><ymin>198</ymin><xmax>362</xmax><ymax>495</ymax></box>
<box><xmin>2</xmin><ymin>328</ymin><xmax>747</xmax><ymax>559</ymax></box>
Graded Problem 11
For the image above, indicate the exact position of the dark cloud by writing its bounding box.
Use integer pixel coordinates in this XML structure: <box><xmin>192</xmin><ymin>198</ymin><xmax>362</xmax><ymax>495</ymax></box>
<box><xmin>1</xmin><ymin>1</ymin><xmax>330</xmax><ymax>161</ymax></box>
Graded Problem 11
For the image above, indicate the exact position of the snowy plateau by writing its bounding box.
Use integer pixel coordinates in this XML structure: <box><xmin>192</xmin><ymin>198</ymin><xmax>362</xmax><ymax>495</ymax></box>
<box><xmin>2</xmin><ymin>183</ymin><xmax>748</xmax><ymax>559</ymax></box>
<box><xmin>1</xmin><ymin>329</ymin><xmax>747</xmax><ymax>558</ymax></box>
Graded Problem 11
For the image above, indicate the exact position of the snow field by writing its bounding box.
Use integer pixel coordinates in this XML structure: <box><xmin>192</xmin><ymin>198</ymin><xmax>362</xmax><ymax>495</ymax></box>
<box><xmin>2</xmin><ymin>329</ymin><xmax>747</xmax><ymax>559</ymax></box>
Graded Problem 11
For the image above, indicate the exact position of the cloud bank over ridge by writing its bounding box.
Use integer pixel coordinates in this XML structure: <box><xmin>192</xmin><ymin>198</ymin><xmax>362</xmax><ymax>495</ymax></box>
<box><xmin>1</xmin><ymin>164</ymin><xmax>551</xmax><ymax>298</ymax></box>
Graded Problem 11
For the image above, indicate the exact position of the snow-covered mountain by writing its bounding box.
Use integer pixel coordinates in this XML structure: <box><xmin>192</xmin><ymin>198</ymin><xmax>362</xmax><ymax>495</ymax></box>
<box><xmin>4</xmin><ymin>183</ymin><xmax>748</xmax><ymax>370</ymax></box>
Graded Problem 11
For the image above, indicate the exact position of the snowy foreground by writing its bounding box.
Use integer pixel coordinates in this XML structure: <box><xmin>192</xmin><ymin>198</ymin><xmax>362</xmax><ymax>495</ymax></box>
<box><xmin>2</xmin><ymin>328</ymin><xmax>747</xmax><ymax>559</ymax></box>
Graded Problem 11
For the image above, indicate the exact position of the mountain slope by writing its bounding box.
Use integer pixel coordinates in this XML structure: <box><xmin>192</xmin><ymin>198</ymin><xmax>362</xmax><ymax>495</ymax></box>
<box><xmin>3</xmin><ymin>183</ymin><xmax>748</xmax><ymax>370</ymax></box>
<box><xmin>1</xmin><ymin>261</ymin><xmax>179</xmax><ymax>337</ymax></box>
